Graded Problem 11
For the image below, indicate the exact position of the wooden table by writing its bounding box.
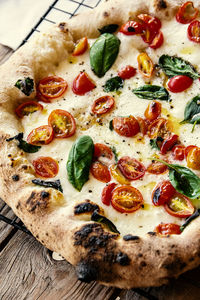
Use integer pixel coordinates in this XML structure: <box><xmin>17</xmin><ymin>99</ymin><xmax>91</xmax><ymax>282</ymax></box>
<box><xmin>0</xmin><ymin>45</ymin><xmax>200</xmax><ymax>300</ymax></box>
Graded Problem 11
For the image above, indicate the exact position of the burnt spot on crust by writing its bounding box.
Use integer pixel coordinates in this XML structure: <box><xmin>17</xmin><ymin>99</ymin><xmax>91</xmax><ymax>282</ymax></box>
<box><xmin>162</xmin><ymin>257</ymin><xmax>187</xmax><ymax>275</ymax></box>
<box><xmin>12</xmin><ymin>174</ymin><xmax>20</xmax><ymax>181</ymax></box>
<box><xmin>103</xmin><ymin>11</ymin><xmax>110</xmax><ymax>17</ymax></box>
<box><xmin>16</xmin><ymin>201</ymin><xmax>21</xmax><ymax>210</ymax></box>
<box><xmin>22</xmin><ymin>165</ymin><xmax>28</xmax><ymax>170</ymax></box>
<box><xmin>25</xmin><ymin>191</ymin><xmax>50</xmax><ymax>213</ymax></box>
<box><xmin>41</xmin><ymin>191</ymin><xmax>50</xmax><ymax>199</ymax></box>
<box><xmin>123</xmin><ymin>234</ymin><xmax>140</xmax><ymax>241</ymax></box>
<box><xmin>74</xmin><ymin>200</ymin><xmax>99</xmax><ymax>215</ymax></box>
<box><xmin>58</xmin><ymin>22</ymin><xmax>69</xmax><ymax>33</ymax></box>
<box><xmin>155</xmin><ymin>0</ymin><xmax>167</xmax><ymax>9</ymax></box>
<box><xmin>147</xmin><ymin>231</ymin><xmax>157</xmax><ymax>236</ymax></box>
<box><xmin>116</xmin><ymin>252</ymin><xmax>130</xmax><ymax>266</ymax></box>
<box><xmin>76</xmin><ymin>261</ymin><xmax>98</xmax><ymax>283</ymax></box>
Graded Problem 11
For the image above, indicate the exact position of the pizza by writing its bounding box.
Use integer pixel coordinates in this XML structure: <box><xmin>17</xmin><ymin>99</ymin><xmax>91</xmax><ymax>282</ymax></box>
<box><xmin>1</xmin><ymin>0</ymin><xmax>200</xmax><ymax>289</ymax></box>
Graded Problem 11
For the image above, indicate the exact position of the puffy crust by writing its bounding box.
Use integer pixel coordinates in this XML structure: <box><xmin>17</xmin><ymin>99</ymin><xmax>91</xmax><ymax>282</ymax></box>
<box><xmin>1</xmin><ymin>0</ymin><xmax>200</xmax><ymax>289</ymax></box>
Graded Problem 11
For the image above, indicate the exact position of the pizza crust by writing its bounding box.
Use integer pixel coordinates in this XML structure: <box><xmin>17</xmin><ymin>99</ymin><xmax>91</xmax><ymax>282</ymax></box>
<box><xmin>0</xmin><ymin>0</ymin><xmax>200</xmax><ymax>289</ymax></box>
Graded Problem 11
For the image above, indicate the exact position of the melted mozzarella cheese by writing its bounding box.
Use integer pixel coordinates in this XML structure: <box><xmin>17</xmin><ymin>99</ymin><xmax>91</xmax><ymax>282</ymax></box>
<box><xmin>22</xmin><ymin>17</ymin><xmax>200</xmax><ymax>236</ymax></box>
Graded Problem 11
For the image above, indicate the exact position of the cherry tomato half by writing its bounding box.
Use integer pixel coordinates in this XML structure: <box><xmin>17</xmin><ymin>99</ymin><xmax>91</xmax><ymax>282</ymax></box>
<box><xmin>188</xmin><ymin>20</ymin><xmax>200</xmax><ymax>43</ymax></box>
<box><xmin>110</xmin><ymin>164</ymin><xmax>131</xmax><ymax>185</ymax></box>
<box><xmin>48</xmin><ymin>109</ymin><xmax>76</xmax><ymax>138</ymax></box>
<box><xmin>72</xmin><ymin>37</ymin><xmax>88</xmax><ymax>56</ymax></box>
<box><xmin>33</xmin><ymin>156</ymin><xmax>59</xmax><ymax>178</ymax></box>
<box><xmin>149</xmin><ymin>31</ymin><xmax>164</xmax><ymax>49</ymax></box>
<box><xmin>37</xmin><ymin>76</ymin><xmax>68</xmax><ymax>101</ymax></box>
<box><xmin>137</xmin><ymin>53</ymin><xmax>154</xmax><ymax>78</ymax></box>
<box><xmin>15</xmin><ymin>101</ymin><xmax>43</xmax><ymax>118</ymax></box>
<box><xmin>113</xmin><ymin>115</ymin><xmax>140</xmax><ymax>137</ymax></box>
<box><xmin>172</xmin><ymin>145</ymin><xmax>185</xmax><ymax>161</ymax></box>
<box><xmin>90</xmin><ymin>161</ymin><xmax>111</xmax><ymax>183</ymax></box>
<box><xmin>118</xmin><ymin>65</ymin><xmax>136</xmax><ymax>80</ymax></box>
<box><xmin>136</xmin><ymin>117</ymin><xmax>148</xmax><ymax>135</ymax></box>
<box><xmin>94</xmin><ymin>143</ymin><xmax>113</xmax><ymax>160</ymax></box>
<box><xmin>160</xmin><ymin>134</ymin><xmax>179</xmax><ymax>155</ymax></box>
<box><xmin>168</xmin><ymin>75</ymin><xmax>193</xmax><ymax>93</ymax></box>
<box><xmin>144</xmin><ymin>101</ymin><xmax>161</xmax><ymax>122</ymax></box>
<box><xmin>148</xmin><ymin>118</ymin><xmax>172</xmax><ymax>139</ymax></box>
<box><xmin>72</xmin><ymin>72</ymin><xmax>96</xmax><ymax>95</ymax></box>
<box><xmin>186</xmin><ymin>146</ymin><xmax>200</xmax><ymax>170</ymax></box>
<box><xmin>185</xmin><ymin>145</ymin><xmax>198</xmax><ymax>157</ymax></box>
<box><xmin>155</xmin><ymin>223</ymin><xmax>181</xmax><ymax>236</ymax></box>
<box><xmin>119</xmin><ymin>21</ymin><xmax>145</xmax><ymax>36</ymax></box>
<box><xmin>164</xmin><ymin>193</ymin><xmax>194</xmax><ymax>218</ymax></box>
<box><xmin>176</xmin><ymin>1</ymin><xmax>199</xmax><ymax>24</ymax></box>
<box><xmin>101</xmin><ymin>182</ymin><xmax>117</xmax><ymax>206</ymax></box>
<box><xmin>147</xmin><ymin>160</ymin><xmax>168</xmax><ymax>175</ymax></box>
<box><xmin>152</xmin><ymin>180</ymin><xmax>175</xmax><ymax>206</ymax></box>
<box><xmin>27</xmin><ymin>125</ymin><xmax>54</xmax><ymax>146</ymax></box>
<box><xmin>138</xmin><ymin>14</ymin><xmax>161</xmax><ymax>44</ymax></box>
<box><xmin>118</xmin><ymin>156</ymin><xmax>145</xmax><ymax>181</ymax></box>
<box><xmin>91</xmin><ymin>96</ymin><xmax>114</xmax><ymax>115</ymax></box>
<box><xmin>111</xmin><ymin>185</ymin><xmax>143</xmax><ymax>213</ymax></box>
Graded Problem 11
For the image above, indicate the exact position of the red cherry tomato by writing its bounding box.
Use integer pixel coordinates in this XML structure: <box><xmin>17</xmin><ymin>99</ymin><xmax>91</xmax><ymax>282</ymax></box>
<box><xmin>185</xmin><ymin>145</ymin><xmax>198</xmax><ymax>157</ymax></box>
<box><xmin>94</xmin><ymin>143</ymin><xmax>113</xmax><ymax>160</ymax></box>
<box><xmin>113</xmin><ymin>115</ymin><xmax>140</xmax><ymax>137</ymax></box>
<box><xmin>101</xmin><ymin>182</ymin><xmax>117</xmax><ymax>206</ymax></box>
<box><xmin>152</xmin><ymin>180</ymin><xmax>176</xmax><ymax>206</ymax></box>
<box><xmin>118</xmin><ymin>156</ymin><xmax>145</xmax><ymax>181</ymax></box>
<box><xmin>118</xmin><ymin>65</ymin><xmax>136</xmax><ymax>79</ymax></box>
<box><xmin>90</xmin><ymin>161</ymin><xmax>111</xmax><ymax>183</ymax></box>
<box><xmin>168</xmin><ymin>75</ymin><xmax>193</xmax><ymax>93</ymax></box>
<box><xmin>136</xmin><ymin>117</ymin><xmax>148</xmax><ymax>135</ymax></box>
<box><xmin>33</xmin><ymin>156</ymin><xmax>59</xmax><ymax>178</ymax></box>
<box><xmin>164</xmin><ymin>193</ymin><xmax>195</xmax><ymax>218</ymax></box>
<box><xmin>72</xmin><ymin>72</ymin><xmax>96</xmax><ymax>95</ymax></box>
<box><xmin>137</xmin><ymin>53</ymin><xmax>154</xmax><ymax>78</ymax></box>
<box><xmin>147</xmin><ymin>160</ymin><xmax>168</xmax><ymax>175</ymax></box>
<box><xmin>37</xmin><ymin>76</ymin><xmax>68</xmax><ymax>101</ymax></box>
<box><xmin>160</xmin><ymin>134</ymin><xmax>179</xmax><ymax>155</ymax></box>
<box><xmin>172</xmin><ymin>145</ymin><xmax>185</xmax><ymax>161</ymax></box>
<box><xmin>111</xmin><ymin>185</ymin><xmax>143</xmax><ymax>213</ymax></box>
<box><xmin>119</xmin><ymin>21</ymin><xmax>145</xmax><ymax>36</ymax></box>
<box><xmin>91</xmin><ymin>96</ymin><xmax>114</xmax><ymax>115</ymax></box>
<box><xmin>144</xmin><ymin>101</ymin><xmax>161</xmax><ymax>122</ymax></box>
<box><xmin>149</xmin><ymin>31</ymin><xmax>164</xmax><ymax>49</ymax></box>
<box><xmin>72</xmin><ymin>37</ymin><xmax>88</xmax><ymax>56</ymax></box>
<box><xmin>137</xmin><ymin>14</ymin><xmax>161</xmax><ymax>44</ymax></box>
<box><xmin>186</xmin><ymin>146</ymin><xmax>200</xmax><ymax>170</ymax></box>
<box><xmin>155</xmin><ymin>223</ymin><xmax>181</xmax><ymax>236</ymax></box>
<box><xmin>148</xmin><ymin>118</ymin><xmax>171</xmax><ymax>139</ymax></box>
<box><xmin>27</xmin><ymin>125</ymin><xmax>54</xmax><ymax>146</ymax></box>
<box><xmin>188</xmin><ymin>20</ymin><xmax>200</xmax><ymax>43</ymax></box>
<box><xmin>48</xmin><ymin>109</ymin><xmax>76</xmax><ymax>138</ymax></box>
<box><xmin>176</xmin><ymin>1</ymin><xmax>199</xmax><ymax>24</ymax></box>
<box><xmin>15</xmin><ymin>101</ymin><xmax>43</xmax><ymax>118</ymax></box>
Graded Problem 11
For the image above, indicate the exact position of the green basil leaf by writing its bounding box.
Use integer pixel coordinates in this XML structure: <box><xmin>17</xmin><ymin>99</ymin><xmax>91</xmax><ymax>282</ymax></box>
<box><xmin>67</xmin><ymin>135</ymin><xmax>94</xmax><ymax>191</ymax></box>
<box><xmin>159</xmin><ymin>55</ymin><xmax>200</xmax><ymax>79</ymax></box>
<box><xmin>104</xmin><ymin>76</ymin><xmax>123</xmax><ymax>92</ymax></box>
<box><xmin>110</xmin><ymin>145</ymin><xmax>118</xmax><ymax>163</ymax></box>
<box><xmin>109</xmin><ymin>119</ymin><xmax>113</xmax><ymax>131</ymax></box>
<box><xmin>190</xmin><ymin>114</ymin><xmax>200</xmax><ymax>124</ymax></box>
<box><xmin>32</xmin><ymin>179</ymin><xmax>63</xmax><ymax>192</ymax></box>
<box><xmin>91</xmin><ymin>210</ymin><xmax>120</xmax><ymax>234</ymax></box>
<box><xmin>181</xmin><ymin>95</ymin><xmax>200</xmax><ymax>123</ymax></box>
<box><xmin>6</xmin><ymin>133</ymin><xmax>41</xmax><ymax>153</ymax></box>
<box><xmin>150</xmin><ymin>137</ymin><xmax>163</xmax><ymax>150</ymax></box>
<box><xmin>180</xmin><ymin>209</ymin><xmax>200</xmax><ymax>232</ymax></box>
<box><xmin>98</xmin><ymin>24</ymin><xmax>119</xmax><ymax>34</ymax></box>
<box><xmin>15</xmin><ymin>77</ymin><xmax>34</xmax><ymax>96</ymax></box>
<box><xmin>90</xmin><ymin>33</ymin><xmax>120</xmax><ymax>78</ymax></box>
<box><xmin>132</xmin><ymin>85</ymin><xmax>169</xmax><ymax>101</ymax></box>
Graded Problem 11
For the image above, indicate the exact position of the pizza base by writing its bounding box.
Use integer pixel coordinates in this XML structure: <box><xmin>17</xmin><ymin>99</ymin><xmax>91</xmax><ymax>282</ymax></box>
<box><xmin>0</xmin><ymin>0</ymin><xmax>200</xmax><ymax>289</ymax></box>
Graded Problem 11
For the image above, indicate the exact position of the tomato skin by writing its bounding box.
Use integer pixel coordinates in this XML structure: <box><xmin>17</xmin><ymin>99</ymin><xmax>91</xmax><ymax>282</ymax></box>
<box><xmin>94</xmin><ymin>143</ymin><xmax>113</xmax><ymax>160</ymax></box>
<box><xmin>144</xmin><ymin>101</ymin><xmax>161</xmax><ymax>122</ymax></box>
<box><xmin>27</xmin><ymin>125</ymin><xmax>54</xmax><ymax>146</ymax></box>
<box><xmin>147</xmin><ymin>160</ymin><xmax>168</xmax><ymax>175</ymax></box>
<box><xmin>152</xmin><ymin>180</ymin><xmax>176</xmax><ymax>206</ymax></box>
<box><xmin>160</xmin><ymin>134</ymin><xmax>179</xmax><ymax>155</ymax></box>
<box><xmin>186</xmin><ymin>146</ymin><xmax>200</xmax><ymax>170</ymax></box>
<box><xmin>155</xmin><ymin>223</ymin><xmax>181</xmax><ymax>236</ymax></box>
<box><xmin>119</xmin><ymin>21</ymin><xmax>145</xmax><ymax>36</ymax></box>
<box><xmin>113</xmin><ymin>115</ymin><xmax>140</xmax><ymax>137</ymax></box>
<box><xmin>37</xmin><ymin>76</ymin><xmax>68</xmax><ymax>100</ymax></box>
<box><xmin>110</xmin><ymin>164</ymin><xmax>131</xmax><ymax>185</ymax></box>
<box><xmin>33</xmin><ymin>156</ymin><xmax>59</xmax><ymax>178</ymax></box>
<box><xmin>15</xmin><ymin>101</ymin><xmax>43</xmax><ymax>118</ymax></box>
<box><xmin>118</xmin><ymin>156</ymin><xmax>145</xmax><ymax>181</ymax></box>
<box><xmin>136</xmin><ymin>117</ymin><xmax>148</xmax><ymax>135</ymax></box>
<box><xmin>101</xmin><ymin>182</ymin><xmax>117</xmax><ymax>206</ymax></box>
<box><xmin>148</xmin><ymin>118</ymin><xmax>171</xmax><ymax>139</ymax></box>
<box><xmin>164</xmin><ymin>193</ymin><xmax>195</xmax><ymax>218</ymax></box>
<box><xmin>91</xmin><ymin>96</ymin><xmax>114</xmax><ymax>115</ymax></box>
<box><xmin>168</xmin><ymin>75</ymin><xmax>193</xmax><ymax>93</ymax></box>
<box><xmin>118</xmin><ymin>65</ymin><xmax>136</xmax><ymax>79</ymax></box>
<box><xmin>149</xmin><ymin>31</ymin><xmax>164</xmax><ymax>49</ymax></box>
<box><xmin>111</xmin><ymin>185</ymin><xmax>143</xmax><ymax>213</ymax></box>
<box><xmin>72</xmin><ymin>37</ymin><xmax>88</xmax><ymax>56</ymax></box>
<box><xmin>48</xmin><ymin>109</ymin><xmax>76</xmax><ymax>138</ymax></box>
<box><xmin>188</xmin><ymin>20</ymin><xmax>200</xmax><ymax>43</ymax></box>
<box><xmin>185</xmin><ymin>145</ymin><xmax>198</xmax><ymax>157</ymax></box>
<box><xmin>137</xmin><ymin>53</ymin><xmax>154</xmax><ymax>78</ymax></box>
<box><xmin>172</xmin><ymin>145</ymin><xmax>185</xmax><ymax>161</ymax></box>
<box><xmin>176</xmin><ymin>1</ymin><xmax>199</xmax><ymax>24</ymax></box>
<box><xmin>90</xmin><ymin>161</ymin><xmax>111</xmax><ymax>183</ymax></box>
<box><xmin>72</xmin><ymin>72</ymin><xmax>96</xmax><ymax>95</ymax></box>
<box><xmin>138</xmin><ymin>14</ymin><xmax>161</xmax><ymax>44</ymax></box>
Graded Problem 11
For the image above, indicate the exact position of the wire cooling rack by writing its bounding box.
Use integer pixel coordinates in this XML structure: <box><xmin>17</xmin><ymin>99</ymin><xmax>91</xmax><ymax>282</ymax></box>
<box><xmin>0</xmin><ymin>1</ymin><xmax>159</xmax><ymax>299</ymax></box>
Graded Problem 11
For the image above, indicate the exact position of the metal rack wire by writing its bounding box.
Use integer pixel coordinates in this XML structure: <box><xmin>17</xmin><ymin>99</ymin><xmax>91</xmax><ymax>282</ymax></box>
<box><xmin>0</xmin><ymin>1</ymin><xmax>158</xmax><ymax>299</ymax></box>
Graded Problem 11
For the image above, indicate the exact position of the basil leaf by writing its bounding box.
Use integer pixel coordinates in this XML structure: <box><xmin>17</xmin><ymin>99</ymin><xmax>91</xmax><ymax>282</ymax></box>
<box><xmin>159</xmin><ymin>55</ymin><xmax>200</xmax><ymax>79</ymax></box>
<box><xmin>6</xmin><ymin>133</ymin><xmax>41</xmax><ymax>153</ymax></box>
<box><xmin>90</xmin><ymin>33</ymin><xmax>120</xmax><ymax>78</ymax></box>
<box><xmin>180</xmin><ymin>209</ymin><xmax>200</xmax><ymax>232</ymax></box>
<box><xmin>181</xmin><ymin>95</ymin><xmax>200</xmax><ymax>123</ymax></box>
<box><xmin>150</xmin><ymin>137</ymin><xmax>163</xmax><ymax>150</ymax></box>
<box><xmin>104</xmin><ymin>76</ymin><xmax>124</xmax><ymax>92</ymax></box>
<box><xmin>190</xmin><ymin>114</ymin><xmax>200</xmax><ymax>124</ymax></box>
<box><xmin>15</xmin><ymin>77</ymin><xmax>34</xmax><ymax>96</ymax></box>
<box><xmin>132</xmin><ymin>85</ymin><xmax>169</xmax><ymax>101</ymax></box>
<box><xmin>110</xmin><ymin>145</ymin><xmax>118</xmax><ymax>163</ymax></box>
<box><xmin>91</xmin><ymin>210</ymin><xmax>120</xmax><ymax>234</ymax></box>
<box><xmin>32</xmin><ymin>179</ymin><xmax>63</xmax><ymax>192</ymax></box>
<box><xmin>98</xmin><ymin>24</ymin><xmax>119</xmax><ymax>34</ymax></box>
<box><xmin>109</xmin><ymin>119</ymin><xmax>114</xmax><ymax>131</ymax></box>
<box><xmin>67</xmin><ymin>135</ymin><xmax>94</xmax><ymax>191</ymax></box>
